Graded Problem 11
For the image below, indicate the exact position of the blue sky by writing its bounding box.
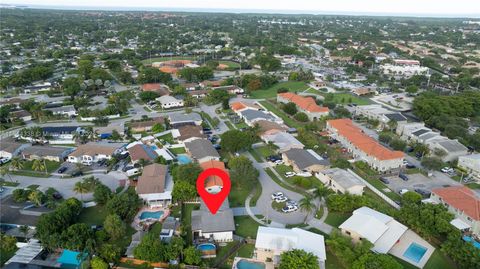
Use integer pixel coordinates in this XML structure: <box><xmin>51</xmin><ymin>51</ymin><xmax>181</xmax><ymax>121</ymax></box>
<box><xmin>4</xmin><ymin>0</ymin><xmax>480</xmax><ymax>17</ymax></box>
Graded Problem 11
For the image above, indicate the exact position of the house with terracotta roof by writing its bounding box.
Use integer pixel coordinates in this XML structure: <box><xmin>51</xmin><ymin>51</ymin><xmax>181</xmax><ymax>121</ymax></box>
<box><xmin>230</xmin><ymin>101</ymin><xmax>261</xmax><ymax>113</ymax></box>
<box><xmin>327</xmin><ymin>119</ymin><xmax>404</xmax><ymax>172</ymax></box>
<box><xmin>277</xmin><ymin>92</ymin><xmax>329</xmax><ymax>120</ymax></box>
<box><xmin>431</xmin><ymin>186</ymin><xmax>480</xmax><ymax>236</ymax></box>
<box><xmin>199</xmin><ymin>160</ymin><xmax>228</xmax><ymax>194</ymax></box>
<box><xmin>128</xmin><ymin>144</ymin><xmax>159</xmax><ymax>164</ymax></box>
<box><xmin>136</xmin><ymin>163</ymin><xmax>173</xmax><ymax>208</ymax></box>
<box><xmin>141</xmin><ymin>83</ymin><xmax>170</xmax><ymax>96</ymax></box>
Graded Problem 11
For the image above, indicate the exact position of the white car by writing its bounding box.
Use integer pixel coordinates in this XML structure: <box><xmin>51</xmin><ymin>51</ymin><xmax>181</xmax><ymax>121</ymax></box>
<box><xmin>274</xmin><ymin>196</ymin><xmax>288</xmax><ymax>203</ymax></box>
<box><xmin>399</xmin><ymin>189</ymin><xmax>409</xmax><ymax>195</ymax></box>
<box><xmin>271</xmin><ymin>192</ymin><xmax>284</xmax><ymax>200</ymax></box>
<box><xmin>296</xmin><ymin>171</ymin><xmax>313</xmax><ymax>177</ymax></box>
<box><xmin>441</xmin><ymin>167</ymin><xmax>454</xmax><ymax>173</ymax></box>
<box><xmin>274</xmin><ymin>160</ymin><xmax>284</xmax><ymax>165</ymax></box>
<box><xmin>286</xmin><ymin>200</ymin><xmax>298</xmax><ymax>206</ymax></box>
<box><xmin>285</xmin><ymin>172</ymin><xmax>296</xmax><ymax>178</ymax></box>
<box><xmin>282</xmin><ymin>204</ymin><xmax>298</xmax><ymax>213</ymax></box>
<box><xmin>0</xmin><ymin>157</ymin><xmax>11</xmax><ymax>164</ymax></box>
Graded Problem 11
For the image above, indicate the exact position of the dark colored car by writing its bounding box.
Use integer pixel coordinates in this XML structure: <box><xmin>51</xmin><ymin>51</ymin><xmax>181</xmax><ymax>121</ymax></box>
<box><xmin>399</xmin><ymin>174</ymin><xmax>409</xmax><ymax>181</ymax></box>
<box><xmin>380</xmin><ymin>177</ymin><xmax>390</xmax><ymax>184</ymax></box>
<box><xmin>414</xmin><ymin>188</ymin><xmax>431</xmax><ymax>198</ymax></box>
<box><xmin>58</xmin><ymin>167</ymin><xmax>67</xmax><ymax>174</ymax></box>
<box><xmin>71</xmin><ymin>171</ymin><xmax>83</xmax><ymax>177</ymax></box>
<box><xmin>406</xmin><ymin>164</ymin><xmax>416</xmax><ymax>169</ymax></box>
<box><xmin>52</xmin><ymin>192</ymin><xmax>63</xmax><ymax>200</ymax></box>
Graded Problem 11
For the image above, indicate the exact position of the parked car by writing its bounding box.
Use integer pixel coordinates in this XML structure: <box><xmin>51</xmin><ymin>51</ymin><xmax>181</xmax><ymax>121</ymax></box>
<box><xmin>399</xmin><ymin>174</ymin><xmax>409</xmax><ymax>181</ymax></box>
<box><xmin>414</xmin><ymin>188</ymin><xmax>431</xmax><ymax>198</ymax></box>
<box><xmin>0</xmin><ymin>157</ymin><xmax>11</xmax><ymax>164</ymax></box>
<box><xmin>285</xmin><ymin>172</ymin><xmax>296</xmax><ymax>178</ymax></box>
<box><xmin>126</xmin><ymin>168</ymin><xmax>140</xmax><ymax>177</ymax></box>
<box><xmin>52</xmin><ymin>192</ymin><xmax>63</xmax><ymax>200</ymax></box>
<box><xmin>271</xmin><ymin>192</ymin><xmax>284</xmax><ymax>200</ymax></box>
<box><xmin>267</xmin><ymin>155</ymin><xmax>282</xmax><ymax>162</ymax></box>
<box><xmin>282</xmin><ymin>204</ymin><xmax>298</xmax><ymax>213</ymax></box>
<box><xmin>286</xmin><ymin>200</ymin><xmax>298</xmax><ymax>206</ymax></box>
<box><xmin>406</xmin><ymin>163</ymin><xmax>416</xmax><ymax>169</ymax></box>
<box><xmin>296</xmin><ymin>171</ymin><xmax>313</xmax><ymax>177</ymax></box>
<box><xmin>274</xmin><ymin>196</ymin><xmax>288</xmax><ymax>203</ymax></box>
<box><xmin>273</xmin><ymin>160</ymin><xmax>284</xmax><ymax>165</ymax></box>
<box><xmin>57</xmin><ymin>167</ymin><xmax>67</xmax><ymax>174</ymax></box>
<box><xmin>398</xmin><ymin>189</ymin><xmax>409</xmax><ymax>195</ymax></box>
<box><xmin>380</xmin><ymin>177</ymin><xmax>390</xmax><ymax>184</ymax></box>
<box><xmin>441</xmin><ymin>167</ymin><xmax>454</xmax><ymax>173</ymax></box>
<box><xmin>71</xmin><ymin>170</ymin><xmax>83</xmax><ymax>177</ymax></box>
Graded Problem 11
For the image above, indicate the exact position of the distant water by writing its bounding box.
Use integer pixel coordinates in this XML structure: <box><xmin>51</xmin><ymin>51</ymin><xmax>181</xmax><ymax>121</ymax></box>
<box><xmin>1</xmin><ymin>4</ymin><xmax>479</xmax><ymax>18</ymax></box>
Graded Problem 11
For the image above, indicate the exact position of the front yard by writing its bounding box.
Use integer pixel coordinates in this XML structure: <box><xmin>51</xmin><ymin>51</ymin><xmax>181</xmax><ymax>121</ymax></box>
<box><xmin>9</xmin><ymin>160</ymin><xmax>61</xmax><ymax>177</ymax></box>
<box><xmin>234</xmin><ymin>215</ymin><xmax>264</xmax><ymax>239</ymax></box>
<box><xmin>249</xmin><ymin>81</ymin><xmax>310</xmax><ymax>99</ymax></box>
<box><xmin>258</xmin><ymin>100</ymin><xmax>303</xmax><ymax>129</ymax></box>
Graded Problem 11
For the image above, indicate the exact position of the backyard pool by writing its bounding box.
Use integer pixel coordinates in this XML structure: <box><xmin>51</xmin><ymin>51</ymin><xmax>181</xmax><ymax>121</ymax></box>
<box><xmin>403</xmin><ymin>242</ymin><xmax>428</xmax><ymax>263</ymax></box>
<box><xmin>236</xmin><ymin>259</ymin><xmax>266</xmax><ymax>269</ymax></box>
<box><xmin>139</xmin><ymin>211</ymin><xmax>164</xmax><ymax>220</ymax></box>
<box><xmin>177</xmin><ymin>154</ymin><xmax>192</xmax><ymax>164</ymax></box>
<box><xmin>197</xmin><ymin>243</ymin><xmax>216</xmax><ymax>251</ymax></box>
<box><xmin>57</xmin><ymin>250</ymin><xmax>87</xmax><ymax>267</ymax></box>
<box><xmin>151</xmin><ymin>145</ymin><xmax>159</xmax><ymax>150</ymax></box>
<box><xmin>463</xmin><ymin>235</ymin><xmax>480</xmax><ymax>249</ymax></box>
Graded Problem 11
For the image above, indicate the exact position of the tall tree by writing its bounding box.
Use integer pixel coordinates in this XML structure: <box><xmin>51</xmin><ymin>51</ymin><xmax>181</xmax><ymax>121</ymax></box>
<box><xmin>279</xmin><ymin>249</ymin><xmax>319</xmax><ymax>269</ymax></box>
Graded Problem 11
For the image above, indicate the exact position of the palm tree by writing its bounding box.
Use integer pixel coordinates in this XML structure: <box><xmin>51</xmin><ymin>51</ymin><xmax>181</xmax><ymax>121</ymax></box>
<box><xmin>31</xmin><ymin>159</ymin><xmax>46</xmax><ymax>175</ymax></box>
<box><xmin>312</xmin><ymin>185</ymin><xmax>330</xmax><ymax>208</ymax></box>
<box><xmin>28</xmin><ymin>190</ymin><xmax>45</xmax><ymax>207</ymax></box>
<box><xmin>10</xmin><ymin>157</ymin><xmax>24</xmax><ymax>171</ymax></box>
<box><xmin>19</xmin><ymin>225</ymin><xmax>30</xmax><ymax>242</ymax></box>
<box><xmin>299</xmin><ymin>196</ymin><xmax>315</xmax><ymax>224</ymax></box>
<box><xmin>73</xmin><ymin>181</ymin><xmax>89</xmax><ymax>201</ymax></box>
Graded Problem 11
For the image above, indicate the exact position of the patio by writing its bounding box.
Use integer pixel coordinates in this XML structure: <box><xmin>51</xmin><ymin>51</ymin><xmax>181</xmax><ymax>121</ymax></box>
<box><xmin>389</xmin><ymin>230</ymin><xmax>435</xmax><ymax>268</ymax></box>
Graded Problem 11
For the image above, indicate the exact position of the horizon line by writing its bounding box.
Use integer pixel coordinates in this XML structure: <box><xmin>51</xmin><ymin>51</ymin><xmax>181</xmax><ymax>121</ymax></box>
<box><xmin>1</xmin><ymin>3</ymin><xmax>480</xmax><ymax>19</ymax></box>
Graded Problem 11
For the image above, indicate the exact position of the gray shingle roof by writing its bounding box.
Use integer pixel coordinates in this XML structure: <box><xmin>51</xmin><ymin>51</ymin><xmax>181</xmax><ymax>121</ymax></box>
<box><xmin>184</xmin><ymin>138</ymin><xmax>220</xmax><ymax>160</ymax></box>
<box><xmin>191</xmin><ymin>199</ymin><xmax>235</xmax><ymax>233</ymax></box>
<box><xmin>240</xmin><ymin>109</ymin><xmax>276</xmax><ymax>122</ymax></box>
<box><xmin>284</xmin><ymin>148</ymin><xmax>329</xmax><ymax>170</ymax></box>
<box><xmin>412</xmin><ymin>129</ymin><xmax>430</xmax><ymax>137</ymax></box>
<box><xmin>385</xmin><ymin>113</ymin><xmax>407</xmax><ymax>122</ymax></box>
<box><xmin>168</xmin><ymin>112</ymin><xmax>202</xmax><ymax>124</ymax></box>
<box><xmin>436</xmin><ymin>139</ymin><xmax>468</xmax><ymax>153</ymax></box>
<box><xmin>322</xmin><ymin>168</ymin><xmax>366</xmax><ymax>189</ymax></box>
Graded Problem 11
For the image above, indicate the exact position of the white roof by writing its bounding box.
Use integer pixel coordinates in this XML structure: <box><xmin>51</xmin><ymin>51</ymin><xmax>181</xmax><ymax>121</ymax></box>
<box><xmin>262</xmin><ymin>131</ymin><xmax>304</xmax><ymax>151</ymax></box>
<box><xmin>255</xmin><ymin>227</ymin><xmax>326</xmax><ymax>261</ymax></box>
<box><xmin>156</xmin><ymin>95</ymin><xmax>181</xmax><ymax>104</ymax></box>
<box><xmin>5</xmin><ymin>239</ymin><xmax>43</xmax><ymax>265</ymax></box>
<box><xmin>339</xmin><ymin>207</ymin><xmax>407</xmax><ymax>254</ymax></box>
<box><xmin>450</xmin><ymin>218</ymin><xmax>471</xmax><ymax>230</ymax></box>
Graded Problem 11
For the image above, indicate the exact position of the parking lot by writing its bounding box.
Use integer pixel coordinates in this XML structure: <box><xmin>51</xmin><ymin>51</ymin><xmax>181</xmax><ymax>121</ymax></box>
<box><xmin>384</xmin><ymin>173</ymin><xmax>462</xmax><ymax>194</ymax></box>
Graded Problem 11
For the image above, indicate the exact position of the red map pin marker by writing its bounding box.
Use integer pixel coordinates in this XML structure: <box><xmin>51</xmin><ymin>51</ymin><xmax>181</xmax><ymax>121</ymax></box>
<box><xmin>196</xmin><ymin>167</ymin><xmax>231</xmax><ymax>215</ymax></box>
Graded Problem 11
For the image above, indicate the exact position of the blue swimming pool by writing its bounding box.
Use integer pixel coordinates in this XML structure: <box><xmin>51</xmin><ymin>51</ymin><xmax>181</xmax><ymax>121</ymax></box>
<box><xmin>151</xmin><ymin>145</ymin><xmax>158</xmax><ymax>150</ymax></box>
<box><xmin>139</xmin><ymin>211</ymin><xmax>163</xmax><ymax>220</ymax></box>
<box><xmin>57</xmin><ymin>250</ymin><xmax>87</xmax><ymax>266</ymax></box>
<box><xmin>197</xmin><ymin>243</ymin><xmax>216</xmax><ymax>251</ymax></box>
<box><xmin>236</xmin><ymin>259</ymin><xmax>266</xmax><ymax>269</ymax></box>
<box><xmin>403</xmin><ymin>242</ymin><xmax>428</xmax><ymax>263</ymax></box>
<box><xmin>177</xmin><ymin>154</ymin><xmax>192</xmax><ymax>164</ymax></box>
<box><xmin>463</xmin><ymin>235</ymin><xmax>480</xmax><ymax>249</ymax></box>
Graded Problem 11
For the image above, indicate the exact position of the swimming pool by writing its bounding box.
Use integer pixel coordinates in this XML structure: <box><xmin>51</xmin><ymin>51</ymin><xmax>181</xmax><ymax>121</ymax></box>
<box><xmin>139</xmin><ymin>211</ymin><xmax>164</xmax><ymax>220</ymax></box>
<box><xmin>236</xmin><ymin>259</ymin><xmax>266</xmax><ymax>269</ymax></box>
<box><xmin>177</xmin><ymin>154</ymin><xmax>192</xmax><ymax>164</ymax></box>
<box><xmin>151</xmin><ymin>145</ymin><xmax>159</xmax><ymax>150</ymax></box>
<box><xmin>403</xmin><ymin>242</ymin><xmax>428</xmax><ymax>263</ymax></box>
<box><xmin>197</xmin><ymin>243</ymin><xmax>216</xmax><ymax>251</ymax></box>
<box><xmin>463</xmin><ymin>235</ymin><xmax>480</xmax><ymax>249</ymax></box>
<box><xmin>57</xmin><ymin>250</ymin><xmax>87</xmax><ymax>267</ymax></box>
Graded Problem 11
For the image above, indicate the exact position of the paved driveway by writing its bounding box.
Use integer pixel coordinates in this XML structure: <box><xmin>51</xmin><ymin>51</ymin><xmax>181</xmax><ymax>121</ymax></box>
<box><xmin>247</xmin><ymin>154</ymin><xmax>314</xmax><ymax>225</ymax></box>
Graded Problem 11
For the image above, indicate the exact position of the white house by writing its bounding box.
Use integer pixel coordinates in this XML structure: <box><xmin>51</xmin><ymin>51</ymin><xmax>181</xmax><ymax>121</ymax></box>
<box><xmin>136</xmin><ymin>163</ymin><xmax>173</xmax><ymax>208</ymax></box>
<box><xmin>45</xmin><ymin>105</ymin><xmax>77</xmax><ymax>117</ymax></box>
<box><xmin>255</xmin><ymin>227</ymin><xmax>326</xmax><ymax>267</ymax></box>
<box><xmin>156</xmin><ymin>95</ymin><xmax>184</xmax><ymax>109</ymax></box>
<box><xmin>316</xmin><ymin>168</ymin><xmax>366</xmax><ymax>195</ymax></box>
<box><xmin>458</xmin><ymin>154</ymin><xmax>480</xmax><ymax>180</ymax></box>
<box><xmin>67</xmin><ymin>142</ymin><xmax>119</xmax><ymax>165</ymax></box>
<box><xmin>261</xmin><ymin>130</ymin><xmax>304</xmax><ymax>153</ymax></box>
<box><xmin>0</xmin><ymin>139</ymin><xmax>28</xmax><ymax>160</ymax></box>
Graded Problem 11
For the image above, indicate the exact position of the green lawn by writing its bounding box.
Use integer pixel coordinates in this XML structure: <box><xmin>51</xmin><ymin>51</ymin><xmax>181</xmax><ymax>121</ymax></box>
<box><xmin>10</xmin><ymin>160</ymin><xmax>61</xmax><ymax>177</ymax></box>
<box><xmin>319</xmin><ymin>93</ymin><xmax>372</xmax><ymax>106</ymax></box>
<box><xmin>78</xmin><ymin>205</ymin><xmax>109</xmax><ymax>226</ymax></box>
<box><xmin>271</xmin><ymin>201</ymin><xmax>286</xmax><ymax>212</ymax></box>
<box><xmin>259</xmin><ymin>100</ymin><xmax>303</xmax><ymax>129</ymax></box>
<box><xmin>249</xmin><ymin>81</ymin><xmax>310</xmax><ymax>99</ymax></box>
<box><xmin>255</xmin><ymin>146</ymin><xmax>277</xmax><ymax>158</ymax></box>
<box><xmin>325</xmin><ymin>249</ymin><xmax>346</xmax><ymax>269</ymax></box>
<box><xmin>234</xmin><ymin>216</ymin><xmax>263</xmax><ymax>239</ymax></box>
<box><xmin>218</xmin><ymin>60</ymin><xmax>240</xmax><ymax>70</ymax></box>
<box><xmin>229</xmin><ymin>184</ymin><xmax>252</xmax><ymax>207</ymax></box>
<box><xmin>233</xmin><ymin>121</ymin><xmax>249</xmax><ymax>129</ymax></box>
<box><xmin>169</xmin><ymin>147</ymin><xmax>186</xmax><ymax>155</ymax></box>
<box><xmin>141</xmin><ymin>55</ymin><xmax>197</xmax><ymax>64</ymax></box>
<box><xmin>225</xmin><ymin>120</ymin><xmax>235</xmax><ymax>130</ymax></box>
<box><xmin>235</xmin><ymin>243</ymin><xmax>255</xmax><ymax>258</ymax></box>
<box><xmin>0</xmin><ymin>181</ymin><xmax>19</xmax><ymax>187</ymax></box>
<box><xmin>248</xmin><ymin>149</ymin><xmax>263</xmax><ymax>163</ymax></box>
<box><xmin>264</xmin><ymin>168</ymin><xmax>309</xmax><ymax>196</ymax></box>
<box><xmin>324</xmin><ymin>212</ymin><xmax>351</xmax><ymax>227</ymax></box>
<box><xmin>0</xmin><ymin>249</ymin><xmax>16</xmax><ymax>266</ymax></box>
<box><xmin>157</xmin><ymin>133</ymin><xmax>174</xmax><ymax>144</ymax></box>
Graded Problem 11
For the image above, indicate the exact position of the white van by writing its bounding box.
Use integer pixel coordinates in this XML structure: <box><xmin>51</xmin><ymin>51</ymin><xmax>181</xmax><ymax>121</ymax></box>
<box><xmin>126</xmin><ymin>168</ymin><xmax>140</xmax><ymax>177</ymax></box>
